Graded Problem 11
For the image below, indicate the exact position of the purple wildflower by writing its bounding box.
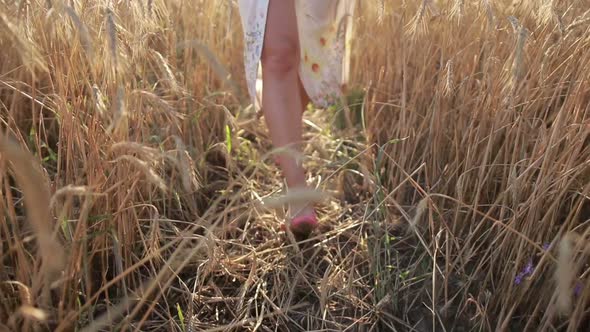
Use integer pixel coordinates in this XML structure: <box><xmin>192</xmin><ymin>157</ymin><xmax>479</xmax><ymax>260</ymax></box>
<box><xmin>514</xmin><ymin>243</ymin><xmax>551</xmax><ymax>286</ymax></box>
<box><xmin>574</xmin><ymin>282</ymin><xmax>583</xmax><ymax>297</ymax></box>
<box><xmin>523</xmin><ymin>261</ymin><xmax>534</xmax><ymax>275</ymax></box>
<box><xmin>514</xmin><ymin>260</ymin><xmax>535</xmax><ymax>285</ymax></box>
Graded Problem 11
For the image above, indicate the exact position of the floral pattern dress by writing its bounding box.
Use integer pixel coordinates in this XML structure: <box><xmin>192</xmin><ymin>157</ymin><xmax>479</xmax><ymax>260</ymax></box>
<box><xmin>238</xmin><ymin>0</ymin><xmax>356</xmax><ymax>110</ymax></box>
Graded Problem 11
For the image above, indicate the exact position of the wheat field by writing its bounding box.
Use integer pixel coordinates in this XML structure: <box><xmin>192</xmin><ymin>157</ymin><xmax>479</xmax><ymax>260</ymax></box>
<box><xmin>0</xmin><ymin>0</ymin><xmax>589</xmax><ymax>331</ymax></box>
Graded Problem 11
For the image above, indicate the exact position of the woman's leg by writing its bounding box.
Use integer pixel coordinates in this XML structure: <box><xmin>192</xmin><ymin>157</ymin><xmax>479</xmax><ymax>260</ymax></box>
<box><xmin>261</xmin><ymin>0</ymin><xmax>315</xmax><ymax>223</ymax></box>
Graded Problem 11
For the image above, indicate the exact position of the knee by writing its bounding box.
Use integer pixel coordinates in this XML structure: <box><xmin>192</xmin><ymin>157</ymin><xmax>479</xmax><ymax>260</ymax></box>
<box><xmin>261</xmin><ymin>39</ymin><xmax>299</xmax><ymax>77</ymax></box>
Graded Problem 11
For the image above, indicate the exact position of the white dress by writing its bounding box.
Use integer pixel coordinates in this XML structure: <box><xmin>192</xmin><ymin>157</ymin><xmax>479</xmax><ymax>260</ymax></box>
<box><xmin>238</xmin><ymin>0</ymin><xmax>356</xmax><ymax>110</ymax></box>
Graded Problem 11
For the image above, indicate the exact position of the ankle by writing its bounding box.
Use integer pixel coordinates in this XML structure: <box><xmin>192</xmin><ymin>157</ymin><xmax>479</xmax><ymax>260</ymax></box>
<box><xmin>289</xmin><ymin>203</ymin><xmax>315</xmax><ymax>219</ymax></box>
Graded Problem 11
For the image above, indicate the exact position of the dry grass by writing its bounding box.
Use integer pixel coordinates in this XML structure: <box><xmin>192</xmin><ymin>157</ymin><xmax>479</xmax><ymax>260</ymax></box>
<box><xmin>0</xmin><ymin>0</ymin><xmax>588</xmax><ymax>331</ymax></box>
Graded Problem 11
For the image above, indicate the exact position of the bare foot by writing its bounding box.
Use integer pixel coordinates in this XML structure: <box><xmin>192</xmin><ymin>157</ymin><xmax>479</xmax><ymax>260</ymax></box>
<box><xmin>287</xmin><ymin>202</ymin><xmax>318</xmax><ymax>239</ymax></box>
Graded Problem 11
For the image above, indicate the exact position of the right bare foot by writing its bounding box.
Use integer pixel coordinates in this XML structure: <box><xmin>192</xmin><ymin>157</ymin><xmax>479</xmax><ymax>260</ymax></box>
<box><xmin>287</xmin><ymin>204</ymin><xmax>318</xmax><ymax>239</ymax></box>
